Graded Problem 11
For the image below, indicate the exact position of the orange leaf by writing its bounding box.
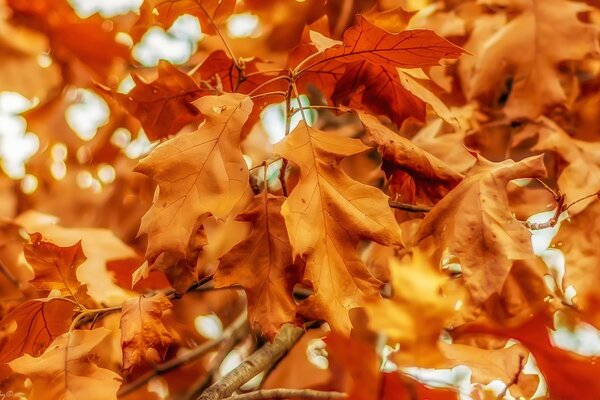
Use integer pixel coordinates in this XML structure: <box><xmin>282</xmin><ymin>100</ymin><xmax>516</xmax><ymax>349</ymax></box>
<box><xmin>120</xmin><ymin>292</ymin><xmax>175</xmax><ymax>376</ymax></box>
<box><xmin>416</xmin><ymin>154</ymin><xmax>546</xmax><ymax>304</ymax></box>
<box><xmin>24</xmin><ymin>232</ymin><xmax>87</xmax><ymax>301</ymax></box>
<box><xmin>215</xmin><ymin>193</ymin><xmax>303</xmax><ymax>340</ymax></box>
<box><xmin>135</xmin><ymin>94</ymin><xmax>253</xmax><ymax>287</ymax></box>
<box><xmin>274</xmin><ymin>121</ymin><xmax>401</xmax><ymax>333</ymax></box>
<box><xmin>115</xmin><ymin>61</ymin><xmax>205</xmax><ymax>140</ymax></box>
<box><xmin>0</xmin><ymin>298</ymin><xmax>74</xmax><ymax>363</ymax></box>
<box><xmin>8</xmin><ymin>328</ymin><xmax>121</xmax><ymax>400</ymax></box>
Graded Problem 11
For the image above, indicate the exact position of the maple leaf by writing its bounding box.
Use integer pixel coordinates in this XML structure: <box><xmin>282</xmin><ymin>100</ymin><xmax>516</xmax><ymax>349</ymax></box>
<box><xmin>215</xmin><ymin>193</ymin><xmax>303</xmax><ymax>340</ymax></box>
<box><xmin>357</xmin><ymin>111</ymin><xmax>464</xmax><ymax>204</ymax></box>
<box><xmin>468</xmin><ymin>0</ymin><xmax>599</xmax><ymax>118</ymax></box>
<box><xmin>135</xmin><ymin>94</ymin><xmax>253</xmax><ymax>285</ymax></box>
<box><xmin>0</xmin><ymin>298</ymin><xmax>74</xmax><ymax>363</ymax></box>
<box><xmin>365</xmin><ymin>253</ymin><xmax>454</xmax><ymax>367</ymax></box>
<box><xmin>416</xmin><ymin>154</ymin><xmax>547</xmax><ymax>304</ymax></box>
<box><xmin>293</xmin><ymin>16</ymin><xmax>464</xmax><ymax>126</ymax></box>
<box><xmin>114</xmin><ymin>61</ymin><xmax>205</xmax><ymax>140</ymax></box>
<box><xmin>274</xmin><ymin>121</ymin><xmax>401</xmax><ymax>333</ymax></box>
<box><xmin>24</xmin><ymin>232</ymin><xmax>87</xmax><ymax>302</ymax></box>
<box><xmin>120</xmin><ymin>292</ymin><xmax>175</xmax><ymax>376</ymax></box>
<box><xmin>8</xmin><ymin>328</ymin><xmax>121</xmax><ymax>400</ymax></box>
<box><xmin>146</xmin><ymin>0</ymin><xmax>235</xmax><ymax>35</ymax></box>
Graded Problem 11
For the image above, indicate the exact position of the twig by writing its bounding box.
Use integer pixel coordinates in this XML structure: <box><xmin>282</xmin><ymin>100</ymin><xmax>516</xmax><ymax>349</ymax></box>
<box><xmin>250</xmin><ymin>91</ymin><xmax>287</xmax><ymax>101</ymax></box>
<box><xmin>496</xmin><ymin>354</ymin><xmax>524</xmax><ymax>399</ymax></box>
<box><xmin>198</xmin><ymin>324</ymin><xmax>305</xmax><ymax>400</ymax></box>
<box><xmin>388</xmin><ymin>200</ymin><xmax>432</xmax><ymax>213</ymax></box>
<box><xmin>565</xmin><ymin>190</ymin><xmax>600</xmax><ymax>212</ymax></box>
<box><xmin>183</xmin><ymin>315</ymin><xmax>251</xmax><ymax>399</ymax></box>
<box><xmin>224</xmin><ymin>389</ymin><xmax>347</xmax><ymax>400</ymax></box>
<box><xmin>0</xmin><ymin>259</ymin><xmax>19</xmax><ymax>287</ymax></box>
<box><xmin>119</xmin><ymin>312</ymin><xmax>249</xmax><ymax>397</ymax></box>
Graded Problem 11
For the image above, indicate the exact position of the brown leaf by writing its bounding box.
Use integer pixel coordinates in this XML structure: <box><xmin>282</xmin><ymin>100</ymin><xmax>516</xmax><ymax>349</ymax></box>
<box><xmin>416</xmin><ymin>154</ymin><xmax>547</xmax><ymax>304</ymax></box>
<box><xmin>215</xmin><ymin>193</ymin><xmax>303</xmax><ymax>340</ymax></box>
<box><xmin>114</xmin><ymin>61</ymin><xmax>205</xmax><ymax>140</ymax></box>
<box><xmin>294</xmin><ymin>16</ymin><xmax>464</xmax><ymax>126</ymax></box>
<box><xmin>365</xmin><ymin>252</ymin><xmax>455</xmax><ymax>367</ymax></box>
<box><xmin>0</xmin><ymin>298</ymin><xmax>74</xmax><ymax>363</ymax></box>
<box><xmin>135</xmin><ymin>94</ymin><xmax>253</xmax><ymax>287</ymax></box>
<box><xmin>358</xmin><ymin>111</ymin><xmax>464</xmax><ymax>204</ymax></box>
<box><xmin>146</xmin><ymin>0</ymin><xmax>236</xmax><ymax>35</ymax></box>
<box><xmin>467</xmin><ymin>0</ymin><xmax>599</xmax><ymax>118</ymax></box>
<box><xmin>8</xmin><ymin>328</ymin><xmax>121</xmax><ymax>400</ymax></box>
<box><xmin>120</xmin><ymin>292</ymin><xmax>175</xmax><ymax>376</ymax></box>
<box><xmin>24</xmin><ymin>232</ymin><xmax>87</xmax><ymax>301</ymax></box>
<box><xmin>274</xmin><ymin>121</ymin><xmax>401</xmax><ymax>333</ymax></box>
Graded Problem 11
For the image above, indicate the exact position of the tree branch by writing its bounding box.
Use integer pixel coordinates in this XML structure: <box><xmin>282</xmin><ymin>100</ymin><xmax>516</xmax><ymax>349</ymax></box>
<box><xmin>198</xmin><ymin>324</ymin><xmax>305</xmax><ymax>400</ymax></box>
<box><xmin>119</xmin><ymin>312</ymin><xmax>249</xmax><ymax>397</ymax></box>
<box><xmin>388</xmin><ymin>200</ymin><xmax>432</xmax><ymax>213</ymax></box>
<box><xmin>224</xmin><ymin>389</ymin><xmax>347</xmax><ymax>400</ymax></box>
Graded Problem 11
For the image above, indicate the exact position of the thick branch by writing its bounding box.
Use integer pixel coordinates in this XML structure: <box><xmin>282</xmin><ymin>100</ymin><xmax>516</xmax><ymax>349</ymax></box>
<box><xmin>119</xmin><ymin>312</ymin><xmax>248</xmax><ymax>397</ymax></box>
<box><xmin>198</xmin><ymin>324</ymin><xmax>305</xmax><ymax>400</ymax></box>
<box><xmin>224</xmin><ymin>389</ymin><xmax>347</xmax><ymax>400</ymax></box>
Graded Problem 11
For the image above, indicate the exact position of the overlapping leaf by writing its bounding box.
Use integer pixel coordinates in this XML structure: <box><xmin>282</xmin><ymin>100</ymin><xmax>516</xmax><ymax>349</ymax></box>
<box><xmin>274</xmin><ymin>121</ymin><xmax>401</xmax><ymax>333</ymax></box>
<box><xmin>120</xmin><ymin>292</ymin><xmax>175</xmax><ymax>376</ymax></box>
<box><xmin>215</xmin><ymin>193</ymin><xmax>302</xmax><ymax>339</ymax></box>
<box><xmin>135</xmin><ymin>94</ymin><xmax>253</xmax><ymax>285</ymax></box>
<box><xmin>467</xmin><ymin>0</ymin><xmax>599</xmax><ymax>118</ymax></box>
<box><xmin>416</xmin><ymin>154</ymin><xmax>547</xmax><ymax>304</ymax></box>
<box><xmin>8</xmin><ymin>328</ymin><xmax>120</xmax><ymax>400</ymax></box>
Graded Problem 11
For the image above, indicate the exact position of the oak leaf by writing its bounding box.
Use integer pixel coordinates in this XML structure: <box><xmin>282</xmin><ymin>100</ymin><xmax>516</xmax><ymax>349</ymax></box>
<box><xmin>274</xmin><ymin>121</ymin><xmax>401</xmax><ymax>333</ymax></box>
<box><xmin>294</xmin><ymin>16</ymin><xmax>464</xmax><ymax>126</ymax></box>
<box><xmin>8</xmin><ymin>328</ymin><xmax>121</xmax><ymax>400</ymax></box>
<box><xmin>24</xmin><ymin>232</ymin><xmax>87</xmax><ymax>301</ymax></box>
<box><xmin>517</xmin><ymin>118</ymin><xmax>600</xmax><ymax>215</ymax></box>
<box><xmin>146</xmin><ymin>0</ymin><xmax>235</xmax><ymax>35</ymax></box>
<box><xmin>416</xmin><ymin>154</ymin><xmax>547</xmax><ymax>304</ymax></box>
<box><xmin>215</xmin><ymin>193</ymin><xmax>302</xmax><ymax>340</ymax></box>
<box><xmin>0</xmin><ymin>298</ymin><xmax>74</xmax><ymax>363</ymax></box>
<box><xmin>135</xmin><ymin>94</ymin><xmax>253</xmax><ymax>286</ymax></box>
<box><xmin>358</xmin><ymin>111</ymin><xmax>463</xmax><ymax>204</ymax></box>
<box><xmin>468</xmin><ymin>0</ymin><xmax>599</xmax><ymax>118</ymax></box>
<box><xmin>120</xmin><ymin>292</ymin><xmax>175</xmax><ymax>376</ymax></box>
<box><xmin>114</xmin><ymin>61</ymin><xmax>205</xmax><ymax>140</ymax></box>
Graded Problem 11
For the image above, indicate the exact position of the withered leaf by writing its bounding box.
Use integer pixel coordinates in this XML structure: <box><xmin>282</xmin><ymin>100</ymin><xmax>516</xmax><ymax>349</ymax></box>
<box><xmin>274</xmin><ymin>121</ymin><xmax>401</xmax><ymax>333</ymax></box>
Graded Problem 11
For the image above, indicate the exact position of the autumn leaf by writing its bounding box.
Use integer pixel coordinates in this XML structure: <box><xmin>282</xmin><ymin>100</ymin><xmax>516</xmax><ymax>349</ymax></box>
<box><xmin>120</xmin><ymin>292</ymin><xmax>175</xmax><ymax>376</ymax></box>
<box><xmin>416</xmin><ymin>154</ymin><xmax>547</xmax><ymax>304</ymax></box>
<box><xmin>460</xmin><ymin>313</ymin><xmax>600</xmax><ymax>400</ymax></box>
<box><xmin>215</xmin><ymin>192</ymin><xmax>303</xmax><ymax>340</ymax></box>
<box><xmin>24</xmin><ymin>232</ymin><xmax>87</xmax><ymax>302</ymax></box>
<box><xmin>516</xmin><ymin>118</ymin><xmax>600</xmax><ymax>215</ymax></box>
<box><xmin>467</xmin><ymin>0</ymin><xmax>599</xmax><ymax>118</ymax></box>
<box><xmin>0</xmin><ymin>298</ymin><xmax>74</xmax><ymax>363</ymax></box>
<box><xmin>294</xmin><ymin>16</ymin><xmax>464</xmax><ymax>126</ymax></box>
<box><xmin>274</xmin><ymin>121</ymin><xmax>401</xmax><ymax>333</ymax></box>
<box><xmin>113</xmin><ymin>61</ymin><xmax>205</xmax><ymax>140</ymax></box>
<box><xmin>146</xmin><ymin>0</ymin><xmax>236</xmax><ymax>35</ymax></box>
<box><xmin>135</xmin><ymin>94</ymin><xmax>253</xmax><ymax>286</ymax></box>
<box><xmin>365</xmin><ymin>252</ymin><xmax>454</xmax><ymax>367</ymax></box>
<box><xmin>8</xmin><ymin>328</ymin><xmax>121</xmax><ymax>400</ymax></box>
<box><xmin>357</xmin><ymin>111</ymin><xmax>464</xmax><ymax>204</ymax></box>
<box><xmin>332</xmin><ymin>62</ymin><xmax>426</xmax><ymax>127</ymax></box>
